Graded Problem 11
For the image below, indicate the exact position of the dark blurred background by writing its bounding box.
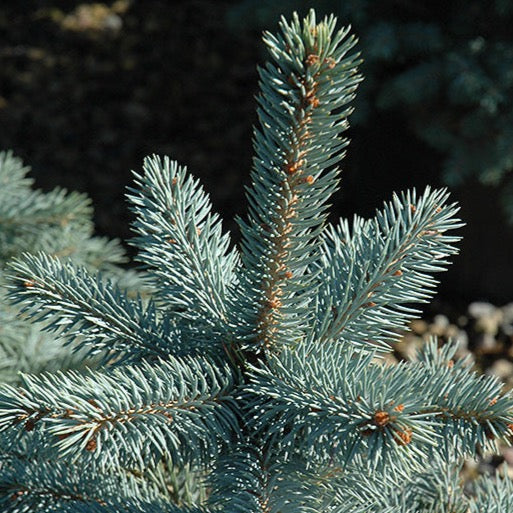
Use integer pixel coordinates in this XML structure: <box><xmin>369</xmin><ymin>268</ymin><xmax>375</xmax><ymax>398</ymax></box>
<box><xmin>1</xmin><ymin>0</ymin><xmax>513</xmax><ymax>307</ymax></box>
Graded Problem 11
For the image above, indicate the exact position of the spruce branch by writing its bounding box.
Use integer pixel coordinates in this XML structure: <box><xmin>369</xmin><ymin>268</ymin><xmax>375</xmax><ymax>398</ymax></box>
<box><xmin>128</xmin><ymin>155</ymin><xmax>238</xmax><ymax>331</ymax></box>
<box><xmin>470</xmin><ymin>471</ymin><xmax>513</xmax><ymax>513</ymax></box>
<box><xmin>0</xmin><ymin>152</ymin><xmax>135</xmax><ymax>275</ymax></box>
<box><xmin>412</xmin><ymin>340</ymin><xmax>513</xmax><ymax>456</ymax></box>
<box><xmin>0</xmin><ymin>356</ymin><xmax>237</xmax><ymax>471</ymax></box>
<box><xmin>0</xmin><ymin>152</ymin><xmax>93</xmax><ymax>251</ymax></box>
<box><xmin>0</xmin><ymin>187</ymin><xmax>92</xmax><ymax>231</ymax></box>
<box><xmin>312</xmin><ymin>187</ymin><xmax>463</xmax><ymax>351</ymax></box>
<box><xmin>322</xmin><ymin>455</ymin><xmax>468</xmax><ymax>513</ymax></box>
<box><xmin>0</xmin><ymin>456</ymin><xmax>167</xmax><ymax>513</ymax></box>
<box><xmin>245</xmin><ymin>342</ymin><xmax>436</xmax><ymax>472</ymax></box>
<box><xmin>6</xmin><ymin>252</ymin><xmax>181</xmax><ymax>364</ymax></box>
<box><xmin>208</xmin><ymin>445</ymin><xmax>321</xmax><ymax>513</ymax></box>
<box><xmin>60</xmin><ymin>503</ymin><xmax>208</xmax><ymax>513</ymax></box>
<box><xmin>144</xmin><ymin>458</ymin><xmax>208</xmax><ymax>507</ymax></box>
<box><xmin>0</xmin><ymin>307</ymin><xmax>92</xmax><ymax>384</ymax></box>
<box><xmin>0</xmin><ymin>187</ymin><xmax>93</xmax><ymax>262</ymax></box>
<box><xmin>245</xmin><ymin>340</ymin><xmax>513</xmax><ymax>471</ymax></box>
<box><xmin>0</xmin><ymin>150</ymin><xmax>33</xmax><ymax>199</ymax></box>
<box><xmin>0</xmin><ymin>9</ymin><xmax>511</xmax><ymax>513</ymax></box>
<box><xmin>233</xmin><ymin>11</ymin><xmax>361</xmax><ymax>351</ymax></box>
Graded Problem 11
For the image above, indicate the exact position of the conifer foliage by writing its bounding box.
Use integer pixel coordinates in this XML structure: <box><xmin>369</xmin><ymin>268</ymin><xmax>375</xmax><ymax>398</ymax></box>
<box><xmin>1</xmin><ymin>10</ymin><xmax>513</xmax><ymax>512</ymax></box>
<box><xmin>0</xmin><ymin>150</ymin><xmax>143</xmax><ymax>384</ymax></box>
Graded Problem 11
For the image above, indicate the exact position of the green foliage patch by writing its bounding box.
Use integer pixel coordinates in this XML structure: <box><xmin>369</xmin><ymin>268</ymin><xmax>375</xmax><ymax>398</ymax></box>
<box><xmin>0</xmin><ymin>10</ymin><xmax>512</xmax><ymax>512</ymax></box>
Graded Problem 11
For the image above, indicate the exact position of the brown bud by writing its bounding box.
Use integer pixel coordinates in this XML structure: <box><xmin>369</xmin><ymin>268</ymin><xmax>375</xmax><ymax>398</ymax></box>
<box><xmin>10</xmin><ymin>491</ymin><xmax>25</xmax><ymax>501</ymax></box>
<box><xmin>305</xmin><ymin>53</ymin><xmax>319</xmax><ymax>66</ymax></box>
<box><xmin>324</xmin><ymin>57</ymin><xmax>336</xmax><ymax>69</ymax></box>
<box><xmin>85</xmin><ymin>438</ymin><xmax>97</xmax><ymax>452</ymax></box>
<box><xmin>307</xmin><ymin>96</ymin><xmax>320</xmax><ymax>108</ymax></box>
<box><xmin>394</xmin><ymin>427</ymin><xmax>412</xmax><ymax>446</ymax></box>
<box><xmin>285</xmin><ymin>159</ymin><xmax>304</xmax><ymax>174</ymax></box>
<box><xmin>162</xmin><ymin>411</ymin><xmax>174</xmax><ymax>422</ymax></box>
<box><xmin>374</xmin><ymin>411</ymin><xmax>390</xmax><ymax>427</ymax></box>
<box><xmin>267</xmin><ymin>298</ymin><xmax>282</xmax><ymax>310</ymax></box>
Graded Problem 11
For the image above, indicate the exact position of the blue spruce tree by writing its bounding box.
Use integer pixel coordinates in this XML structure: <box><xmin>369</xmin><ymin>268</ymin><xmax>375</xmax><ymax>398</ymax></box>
<box><xmin>1</xmin><ymin>10</ymin><xmax>512</xmax><ymax>512</ymax></box>
<box><xmin>0</xmin><ymin>150</ymin><xmax>144</xmax><ymax>384</ymax></box>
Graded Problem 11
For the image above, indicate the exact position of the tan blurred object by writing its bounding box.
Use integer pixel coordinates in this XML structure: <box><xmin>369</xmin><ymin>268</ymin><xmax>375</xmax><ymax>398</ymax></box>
<box><xmin>58</xmin><ymin>1</ymin><xmax>131</xmax><ymax>33</ymax></box>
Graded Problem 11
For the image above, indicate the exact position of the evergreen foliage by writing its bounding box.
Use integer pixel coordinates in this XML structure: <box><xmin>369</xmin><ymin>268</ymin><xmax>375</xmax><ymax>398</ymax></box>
<box><xmin>0</xmin><ymin>150</ymin><xmax>144</xmax><ymax>383</ymax></box>
<box><xmin>1</xmin><ymin>10</ymin><xmax>513</xmax><ymax>512</ymax></box>
<box><xmin>228</xmin><ymin>0</ymin><xmax>513</xmax><ymax>220</ymax></box>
